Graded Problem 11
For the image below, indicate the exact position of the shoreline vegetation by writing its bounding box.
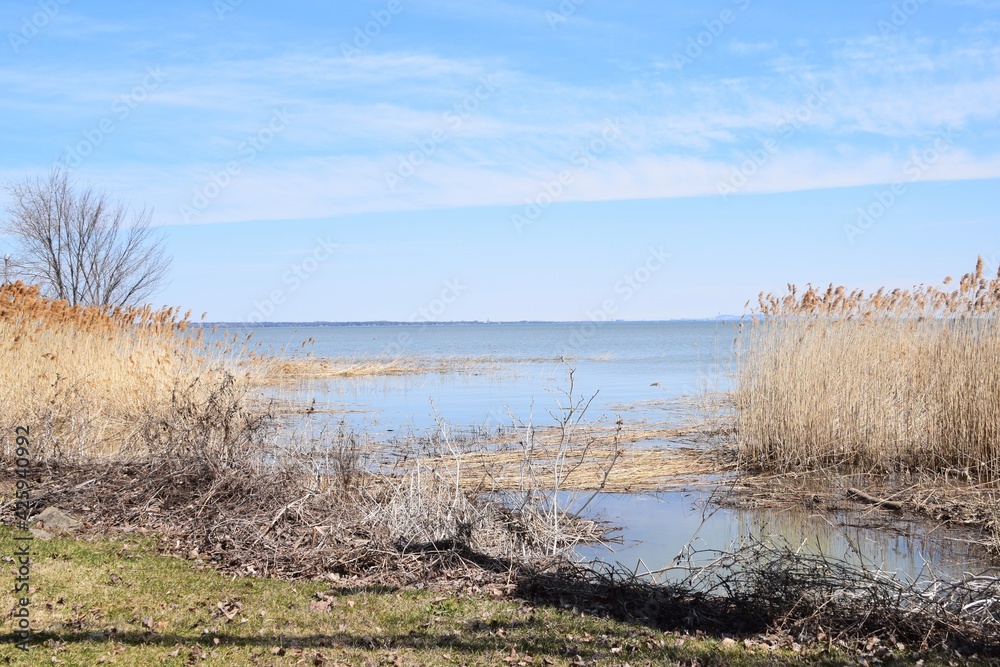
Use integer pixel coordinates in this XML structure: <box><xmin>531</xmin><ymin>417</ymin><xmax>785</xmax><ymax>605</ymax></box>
<box><xmin>253</xmin><ymin>354</ymin><xmax>517</xmax><ymax>382</ymax></box>
<box><xmin>2</xmin><ymin>261</ymin><xmax>1000</xmax><ymax>664</ymax></box>
<box><xmin>729</xmin><ymin>257</ymin><xmax>1000</xmax><ymax>560</ymax></box>
<box><xmin>738</xmin><ymin>256</ymin><xmax>1000</xmax><ymax>476</ymax></box>
<box><xmin>249</xmin><ymin>352</ymin><xmax>664</xmax><ymax>383</ymax></box>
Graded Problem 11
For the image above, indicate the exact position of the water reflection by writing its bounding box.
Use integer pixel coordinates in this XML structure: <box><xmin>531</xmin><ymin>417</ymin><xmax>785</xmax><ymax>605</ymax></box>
<box><xmin>573</xmin><ymin>492</ymin><xmax>999</xmax><ymax>584</ymax></box>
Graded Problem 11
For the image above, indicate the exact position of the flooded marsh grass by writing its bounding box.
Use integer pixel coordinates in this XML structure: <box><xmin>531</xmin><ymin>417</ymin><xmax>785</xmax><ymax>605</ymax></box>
<box><xmin>733</xmin><ymin>258</ymin><xmax>1000</xmax><ymax>556</ymax></box>
<box><xmin>250</xmin><ymin>353</ymin><xmax>517</xmax><ymax>383</ymax></box>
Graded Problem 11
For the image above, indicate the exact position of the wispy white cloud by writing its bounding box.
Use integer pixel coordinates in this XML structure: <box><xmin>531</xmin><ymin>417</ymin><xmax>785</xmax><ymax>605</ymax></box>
<box><xmin>416</xmin><ymin>0</ymin><xmax>545</xmax><ymax>24</ymax></box>
<box><xmin>945</xmin><ymin>0</ymin><xmax>1000</xmax><ymax>9</ymax></box>
<box><xmin>728</xmin><ymin>40</ymin><xmax>778</xmax><ymax>55</ymax></box>
<box><xmin>45</xmin><ymin>13</ymin><xmax>140</xmax><ymax>39</ymax></box>
<box><xmin>3</xmin><ymin>19</ymin><xmax>999</xmax><ymax>224</ymax></box>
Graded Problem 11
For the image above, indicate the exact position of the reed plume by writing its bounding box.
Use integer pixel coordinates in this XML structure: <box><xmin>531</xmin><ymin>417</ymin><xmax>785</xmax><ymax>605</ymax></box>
<box><xmin>737</xmin><ymin>257</ymin><xmax>1000</xmax><ymax>477</ymax></box>
<box><xmin>0</xmin><ymin>282</ymin><xmax>242</xmax><ymax>459</ymax></box>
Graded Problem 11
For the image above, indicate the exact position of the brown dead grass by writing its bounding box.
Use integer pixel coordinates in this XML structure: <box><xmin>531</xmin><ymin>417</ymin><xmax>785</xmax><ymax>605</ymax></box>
<box><xmin>737</xmin><ymin>257</ymin><xmax>1000</xmax><ymax>477</ymax></box>
<box><xmin>443</xmin><ymin>437</ymin><xmax>721</xmax><ymax>494</ymax></box>
<box><xmin>249</xmin><ymin>354</ymin><xmax>511</xmax><ymax>384</ymax></box>
<box><xmin>0</xmin><ymin>282</ymin><xmax>245</xmax><ymax>459</ymax></box>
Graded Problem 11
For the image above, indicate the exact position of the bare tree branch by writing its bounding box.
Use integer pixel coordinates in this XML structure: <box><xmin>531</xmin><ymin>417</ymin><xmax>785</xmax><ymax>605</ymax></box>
<box><xmin>3</xmin><ymin>169</ymin><xmax>171</xmax><ymax>307</ymax></box>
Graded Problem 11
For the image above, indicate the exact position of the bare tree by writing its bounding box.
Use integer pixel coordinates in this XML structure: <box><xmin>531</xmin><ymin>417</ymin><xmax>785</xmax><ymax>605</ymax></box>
<box><xmin>3</xmin><ymin>169</ymin><xmax>170</xmax><ymax>308</ymax></box>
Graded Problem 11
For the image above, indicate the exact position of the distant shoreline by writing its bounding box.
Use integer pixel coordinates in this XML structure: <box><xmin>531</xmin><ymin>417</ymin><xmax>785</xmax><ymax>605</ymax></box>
<box><xmin>194</xmin><ymin>317</ymin><xmax>742</xmax><ymax>328</ymax></box>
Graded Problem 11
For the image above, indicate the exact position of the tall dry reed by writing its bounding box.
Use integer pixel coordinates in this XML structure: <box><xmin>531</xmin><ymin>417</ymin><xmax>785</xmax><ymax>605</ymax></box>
<box><xmin>0</xmin><ymin>282</ymin><xmax>249</xmax><ymax>459</ymax></box>
<box><xmin>737</xmin><ymin>257</ymin><xmax>1000</xmax><ymax>477</ymax></box>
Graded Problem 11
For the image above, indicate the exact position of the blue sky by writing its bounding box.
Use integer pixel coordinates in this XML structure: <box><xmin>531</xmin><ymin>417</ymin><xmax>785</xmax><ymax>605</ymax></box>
<box><xmin>0</xmin><ymin>0</ymin><xmax>997</xmax><ymax>321</ymax></box>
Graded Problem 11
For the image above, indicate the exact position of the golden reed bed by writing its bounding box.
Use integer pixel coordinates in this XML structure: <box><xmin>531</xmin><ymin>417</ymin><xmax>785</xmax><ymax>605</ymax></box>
<box><xmin>737</xmin><ymin>257</ymin><xmax>1000</xmax><ymax>478</ymax></box>
<box><xmin>0</xmin><ymin>282</ymin><xmax>237</xmax><ymax>459</ymax></box>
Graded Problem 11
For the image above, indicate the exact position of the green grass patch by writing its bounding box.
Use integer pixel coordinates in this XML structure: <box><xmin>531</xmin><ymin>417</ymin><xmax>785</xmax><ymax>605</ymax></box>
<box><xmin>0</xmin><ymin>528</ymin><xmax>983</xmax><ymax>666</ymax></box>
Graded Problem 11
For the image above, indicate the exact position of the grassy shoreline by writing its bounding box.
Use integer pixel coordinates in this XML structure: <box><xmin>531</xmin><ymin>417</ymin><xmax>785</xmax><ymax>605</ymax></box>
<box><xmin>2</xmin><ymin>528</ymin><xmax>990</xmax><ymax>666</ymax></box>
<box><xmin>4</xmin><ymin>454</ymin><xmax>1000</xmax><ymax>665</ymax></box>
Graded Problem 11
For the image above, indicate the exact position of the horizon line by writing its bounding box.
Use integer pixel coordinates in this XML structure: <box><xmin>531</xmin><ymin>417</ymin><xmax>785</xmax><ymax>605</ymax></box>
<box><xmin>194</xmin><ymin>316</ymin><xmax>744</xmax><ymax>327</ymax></box>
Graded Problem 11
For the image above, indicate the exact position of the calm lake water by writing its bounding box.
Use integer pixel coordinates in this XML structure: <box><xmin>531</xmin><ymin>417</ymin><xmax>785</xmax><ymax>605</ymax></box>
<box><xmin>219</xmin><ymin>321</ymin><xmax>998</xmax><ymax>581</ymax></box>
<box><xmin>226</xmin><ymin>321</ymin><xmax>736</xmax><ymax>431</ymax></box>
<box><xmin>573</xmin><ymin>491</ymin><xmax>997</xmax><ymax>584</ymax></box>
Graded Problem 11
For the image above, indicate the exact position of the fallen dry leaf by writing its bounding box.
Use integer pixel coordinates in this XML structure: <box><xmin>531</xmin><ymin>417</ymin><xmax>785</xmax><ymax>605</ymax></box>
<box><xmin>215</xmin><ymin>600</ymin><xmax>243</xmax><ymax>622</ymax></box>
<box><xmin>309</xmin><ymin>599</ymin><xmax>332</xmax><ymax>613</ymax></box>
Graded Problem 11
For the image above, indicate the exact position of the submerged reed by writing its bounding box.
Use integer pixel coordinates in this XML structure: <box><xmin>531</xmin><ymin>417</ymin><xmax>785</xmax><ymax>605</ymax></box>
<box><xmin>737</xmin><ymin>257</ymin><xmax>1000</xmax><ymax>477</ymax></box>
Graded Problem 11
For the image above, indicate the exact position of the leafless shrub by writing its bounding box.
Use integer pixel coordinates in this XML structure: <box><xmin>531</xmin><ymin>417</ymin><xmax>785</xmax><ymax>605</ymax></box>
<box><xmin>137</xmin><ymin>372</ymin><xmax>275</xmax><ymax>469</ymax></box>
<box><xmin>520</xmin><ymin>535</ymin><xmax>1000</xmax><ymax>655</ymax></box>
<box><xmin>3</xmin><ymin>168</ymin><xmax>170</xmax><ymax>308</ymax></box>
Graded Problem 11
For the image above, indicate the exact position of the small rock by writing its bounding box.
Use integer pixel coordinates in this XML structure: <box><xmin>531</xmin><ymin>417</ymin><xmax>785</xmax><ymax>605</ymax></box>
<box><xmin>33</xmin><ymin>507</ymin><xmax>81</xmax><ymax>535</ymax></box>
<box><xmin>721</xmin><ymin>637</ymin><xmax>738</xmax><ymax>649</ymax></box>
<box><xmin>30</xmin><ymin>528</ymin><xmax>55</xmax><ymax>540</ymax></box>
